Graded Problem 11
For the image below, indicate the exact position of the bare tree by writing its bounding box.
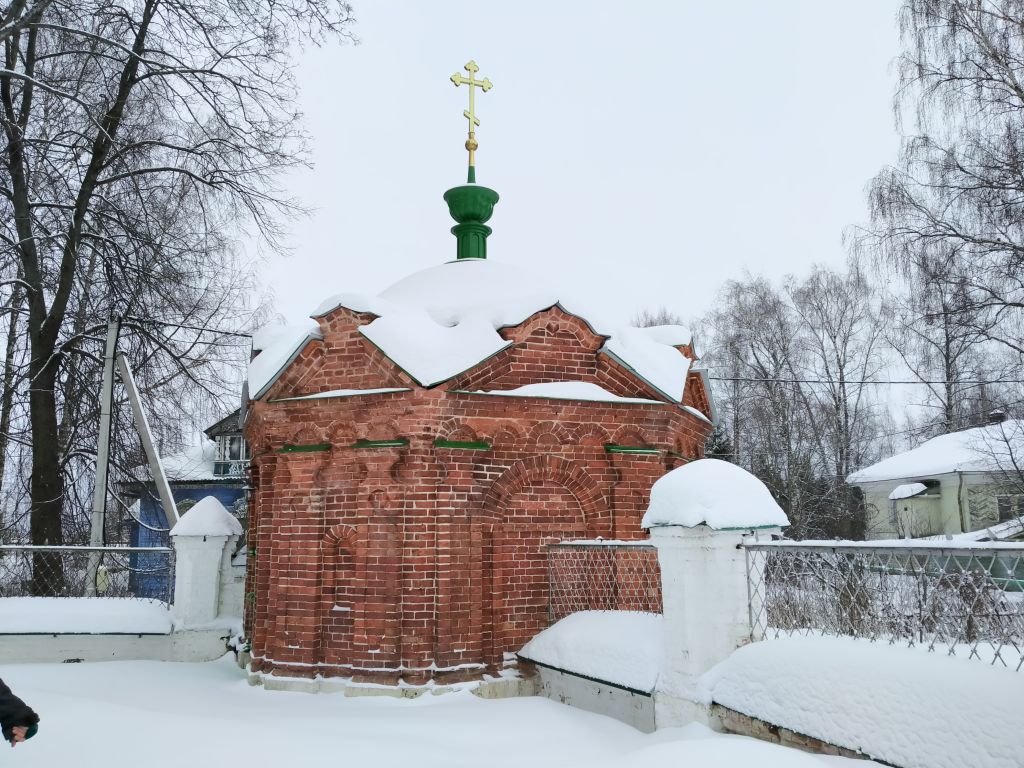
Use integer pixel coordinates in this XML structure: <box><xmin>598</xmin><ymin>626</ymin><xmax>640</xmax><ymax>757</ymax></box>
<box><xmin>698</xmin><ymin>267</ymin><xmax>889</xmax><ymax>539</ymax></box>
<box><xmin>633</xmin><ymin>306</ymin><xmax>685</xmax><ymax>328</ymax></box>
<box><xmin>0</xmin><ymin>0</ymin><xmax>355</xmax><ymax>591</ymax></box>
<box><xmin>786</xmin><ymin>264</ymin><xmax>887</xmax><ymax>535</ymax></box>
<box><xmin>860</xmin><ymin>0</ymin><xmax>1024</xmax><ymax>361</ymax></box>
<box><xmin>0</xmin><ymin>0</ymin><xmax>55</xmax><ymax>44</ymax></box>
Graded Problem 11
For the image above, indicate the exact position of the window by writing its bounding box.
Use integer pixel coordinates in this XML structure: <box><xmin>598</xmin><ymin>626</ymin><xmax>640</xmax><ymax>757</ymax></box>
<box><xmin>217</xmin><ymin>434</ymin><xmax>246</xmax><ymax>461</ymax></box>
<box><xmin>215</xmin><ymin>434</ymin><xmax>248</xmax><ymax>476</ymax></box>
<box><xmin>996</xmin><ymin>495</ymin><xmax>1024</xmax><ymax>523</ymax></box>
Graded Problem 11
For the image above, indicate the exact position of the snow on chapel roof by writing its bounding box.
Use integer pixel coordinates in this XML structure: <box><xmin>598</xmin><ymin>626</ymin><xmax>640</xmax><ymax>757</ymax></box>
<box><xmin>249</xmin><ymin>320</ymin><xmax>322</xmax><ymax>399</ymax></box>
<box><xmin>847</xmin><ymin>420</ymin><xmax>1024</xmax><ymax>484</ymax></box>
<box><xmin>641</xmin><ymin>458</ymin><xmax>789</xmax><ymax>530</ymax></box>
<box><xmin>252</xmin><ymin>258</ymin><xmax>697</xmax><ymax>402</ymax></box>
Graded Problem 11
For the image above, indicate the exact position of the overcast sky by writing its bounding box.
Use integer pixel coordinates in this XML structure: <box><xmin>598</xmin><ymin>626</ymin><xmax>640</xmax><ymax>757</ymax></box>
<box><xmin>261</xmin><ymin>1</ymin><xmax>903</xmax><ymax>329</ymax></box>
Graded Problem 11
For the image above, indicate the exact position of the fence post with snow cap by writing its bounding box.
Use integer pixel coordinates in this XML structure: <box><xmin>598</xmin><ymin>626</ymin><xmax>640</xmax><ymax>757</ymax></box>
<box><xmin>169</xmin><ymin>496</ymin><xmax>243</xmax><ymax>627</ymax></box>
<box><xmin>642</xmin><ymin>459</ymin><xmax>788</xmax><ymax>728</ymax></box>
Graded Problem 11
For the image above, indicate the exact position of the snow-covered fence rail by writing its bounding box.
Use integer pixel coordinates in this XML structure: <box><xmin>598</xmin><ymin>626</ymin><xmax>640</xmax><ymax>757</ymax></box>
<box><xmin>745</xmin><ymin>541</ymin><xmax>1024</xmax><ymax>671</ymax></box>
<box><xmin>0</xmin><ymin>545</ymin><xmax>175</xmax><ymax>605</ymax></box>
<box><xmin>547</xmin><ymin>541</ymin><xmax>661</xmax><ymax>623</ymax></box>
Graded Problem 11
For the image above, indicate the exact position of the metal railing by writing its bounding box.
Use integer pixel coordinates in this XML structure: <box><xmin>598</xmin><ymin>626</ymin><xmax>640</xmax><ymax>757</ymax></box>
<box><xmin>548</xmin><ymin>541</ymin><xmax>662</xmax><ymax>623</ymax></box>
<box><xmin>745</xmin><ymin>541</ymin><xmax>1024</xmax><ymax>671</ymax></box>
<box><xmin>0</xmin><ymin>545</ymin><xmax>175</xmax><ymax>604</ymax></box>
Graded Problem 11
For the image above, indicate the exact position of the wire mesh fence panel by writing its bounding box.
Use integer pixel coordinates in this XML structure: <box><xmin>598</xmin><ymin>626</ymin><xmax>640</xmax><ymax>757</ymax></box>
<box><xmin>548</xmin><ymin>542</ymin><xmax>662</xmax><ymax>623</ymax></box>
<box><xmin>0</xmin><ymin>545</ymin><xmax>175</xmax><ymax>604</ymax></box>
<box><xmin>746</xmin><ymin>542</ymin><xmax>1024</xmax><ymax>671</ymax></box>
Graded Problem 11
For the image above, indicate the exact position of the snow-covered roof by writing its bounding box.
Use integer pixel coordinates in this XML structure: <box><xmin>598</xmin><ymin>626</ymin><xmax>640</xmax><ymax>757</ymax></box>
<box><xmin>252</xmin><ymin>259</ymin><xmax>697</xmax><ymax>402</ymax></box>
<box><xmin>848</xmin><ymin>420</ymin><xmax>1024</xmax><ymax>484</ymax></box>
<box><xmin>888</xmin><ymin>482</ymin><xmax>929</xmax><ymax>501</ymax></box>
<box><xmin>641</xmin><ymin>458</ymin><xmax>790</xmax><ymax>530</ymax></box>
<box><xmin>936</xmin><ymin>515</ymin><xmax>1024</xmax><ymax>543</ymax></box>
<box><xmin>148</xmin><ymin>442</ymin><xmax>219</xmax><ymax>483</ymax></box>
<box><xmin>249</xmin><ymin>320</ymin><xmax>322</xmax><ymax>399</ymax></box>
<box><xmin>272</xmin><ymin>387</ymin><xmax>410</xmax><ymax>402</ymax></box>
<box><xmin>471</xmin><ymin>381</ymin><xmax>662</xmax><ymax>405</ymax></box>
<box><xmin>518</xmin><ymin>610</ymin><xmax>662</xmax><ymax>692</ymax></box>
<box><xmin>682</xmin><ymin>405</ymin><xmax>712</xmax><ymax>424</ymax></box>
<box><xmin>169</xmin><ymin>495</ymin><xmax>243</xmax><ymax>537</ymax></box>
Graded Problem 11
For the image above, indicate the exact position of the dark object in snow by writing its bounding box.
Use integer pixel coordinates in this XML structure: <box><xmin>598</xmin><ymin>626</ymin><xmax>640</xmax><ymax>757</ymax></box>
<box><xmin>0</xmin><ymin>678</ymin><xmax>39</xmax><ymax>744</ymax></box>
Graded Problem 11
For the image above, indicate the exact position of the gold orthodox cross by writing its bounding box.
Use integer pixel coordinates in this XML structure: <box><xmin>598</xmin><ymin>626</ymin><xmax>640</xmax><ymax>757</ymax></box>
<box><xmin>451</xmin><ymin>60</ymin><xmax>492</xmax><ymax>183</ymax></box>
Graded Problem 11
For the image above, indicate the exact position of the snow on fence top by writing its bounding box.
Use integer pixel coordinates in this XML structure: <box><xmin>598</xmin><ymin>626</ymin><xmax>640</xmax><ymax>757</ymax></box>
<box><xmin>170</xmin><ymin>496</ymin><xmax>243</xmax><ymax>537</ymax></box>
<box><xmin>699</xmin><ymin>636</ymin><xmax>1024</xmax><ymax>768</ymax></box>
<box><xmin>641</xmin><ymin>458</ymin><xmax>790</xmax><ymax>530</ymax></box>
<box><xmin>518</xmin><ymin>610</ymin><xmax>662</xmax><ymax>692</ymax></box>
<box><xmin>252</xmin><ymin>259</ymin><xmax>695</xmax><ymax>401</ymax></box>
<box><xmin>847</xmin><ymin>419</ymin><xmax>1024</xmax><ymax>483</ymax></box>
<box><xmin>0</xmin><ymin>597</ymin><xmax>172</xmax><ymax>634</ymax></box>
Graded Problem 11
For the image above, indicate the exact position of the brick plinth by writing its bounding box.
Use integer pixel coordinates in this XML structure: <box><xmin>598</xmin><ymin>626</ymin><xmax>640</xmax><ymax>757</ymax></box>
<box><xmin>244</xmin><ymin>305</ymin><xmax>712</xmax><ymax>685</ymax></box>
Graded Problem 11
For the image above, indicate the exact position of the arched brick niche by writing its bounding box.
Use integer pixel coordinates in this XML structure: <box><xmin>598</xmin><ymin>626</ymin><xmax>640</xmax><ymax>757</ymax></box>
<box><xmin>481</xmin><ymin>456</ymin><xmax>611</xmax><ymax>660</ymax></box>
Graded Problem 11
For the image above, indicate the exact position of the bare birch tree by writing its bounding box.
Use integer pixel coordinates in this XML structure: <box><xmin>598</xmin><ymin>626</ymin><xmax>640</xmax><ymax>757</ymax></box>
<box><xmin>861</xmin><ymin>0</ymin><xmax>1024</xmax><ymax>359</ymax></box>
<box><xmin>696</xmin><ymin>267</ymin><xmax>889</xmax><ymax>539</ymax></box>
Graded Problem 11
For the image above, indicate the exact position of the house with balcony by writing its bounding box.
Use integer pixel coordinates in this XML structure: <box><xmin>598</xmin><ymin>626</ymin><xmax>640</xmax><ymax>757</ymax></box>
<box><xmin>119</xmin><ymin>409</ymin><xmax>249</xmax><ymax>596</ymax></box>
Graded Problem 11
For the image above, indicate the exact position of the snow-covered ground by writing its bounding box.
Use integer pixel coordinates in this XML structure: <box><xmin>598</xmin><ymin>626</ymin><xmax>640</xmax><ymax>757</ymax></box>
<box><xmin>1</xmin><ymin>655</ymin><xmax>878</xmax><ymax>767</ymax></box>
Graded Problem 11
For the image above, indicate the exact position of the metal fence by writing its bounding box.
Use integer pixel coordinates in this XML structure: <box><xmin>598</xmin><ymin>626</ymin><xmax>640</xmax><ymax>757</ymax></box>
<box><xmin>746</xmin><ymin>541</ymin><xmax>1024</xmax><ymax>671</ymax></box>
<box><xmin>547</xmin><ymin>541</ymin><xmax>662</xmax><ymax>623</ymax></box>
<box><xmin>0</xmin><ymin>545</ymin><xmax>175</xmax><ymax>604</ymax></box>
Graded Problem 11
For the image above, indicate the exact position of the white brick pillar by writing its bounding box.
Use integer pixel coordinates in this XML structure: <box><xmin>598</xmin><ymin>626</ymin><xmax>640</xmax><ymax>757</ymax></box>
<box><xmin>171</xmin><ymin>533</ymin><xmax>237</xmax><ymax>626</ymax></box>
<box><xmin>169</xmin><ymin>496</ymin><xmax>243</xmax><ymax>628</ymax></box>
<box><xmin>651</xmin><ymin>524</ymin><xmax>781</xmax><ymax>728</ymax></box>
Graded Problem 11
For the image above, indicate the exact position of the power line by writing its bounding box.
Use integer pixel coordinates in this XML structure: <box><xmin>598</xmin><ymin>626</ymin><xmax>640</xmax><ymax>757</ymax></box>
<box><xmin>123</xmin><ymin>316</ymin><xmax>254</xmax><ymax>339</ymax></box>
<box><xmin>707</xmin><ymin>374</ymin><xmax>1024</xmax><ymax>386</ymax></box>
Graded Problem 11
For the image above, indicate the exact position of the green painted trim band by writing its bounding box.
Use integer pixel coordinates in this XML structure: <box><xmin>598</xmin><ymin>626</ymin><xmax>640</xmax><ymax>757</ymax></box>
<box><xmin>277</xmin><ymin>443</ymin><xmax>331</xmax><ymax>453</ymax></box>
<box><xmin>604</xmin><ymin>444</ymin><xmax>661</xmax><ymax>455</ymax></box>
<box><xmin>349</xmin><ymin>438</ymin><xmax>409</xmax><ymax>449</ymax></box>
<box><xmin>434</xmin><ymin>439</ymin><xmax>491</xmax><ymax>451</ymax></box>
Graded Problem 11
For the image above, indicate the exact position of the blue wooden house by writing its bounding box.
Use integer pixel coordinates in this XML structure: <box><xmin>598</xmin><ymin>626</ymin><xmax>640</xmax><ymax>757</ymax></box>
<box><xmin>120</xmin><ymin>409</ymin><xmax>249</xmax><ymax>598</ymax></box>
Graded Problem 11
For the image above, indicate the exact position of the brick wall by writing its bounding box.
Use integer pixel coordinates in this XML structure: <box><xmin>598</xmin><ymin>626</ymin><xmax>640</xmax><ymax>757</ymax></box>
<box><xmin>244</xmin><ymin>305</ymin><xmax>712</xmax><ymax>685</ymax></box>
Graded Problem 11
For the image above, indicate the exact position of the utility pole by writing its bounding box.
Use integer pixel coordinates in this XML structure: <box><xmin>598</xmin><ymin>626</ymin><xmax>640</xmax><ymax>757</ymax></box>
<box><xmin>85</xmin><ymin>320</ymin><xmax>119</xmax><ymax>596</ymax></box>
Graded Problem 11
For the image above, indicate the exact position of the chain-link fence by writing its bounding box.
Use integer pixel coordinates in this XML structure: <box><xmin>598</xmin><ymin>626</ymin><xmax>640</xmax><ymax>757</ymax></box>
<box><xmin>548</xmin><ymin>542</ymin><xmax>662</xmax><ymax>623</ymax></box>
<box><xmin>0</xmin><ymin>545</ymin><xmax>175</xmax><ymax>604</ymax></box>
<box><xmin>746</xmin><ymin>542</ymin><xmax>1024</xmax><ymax>671</ymax></box>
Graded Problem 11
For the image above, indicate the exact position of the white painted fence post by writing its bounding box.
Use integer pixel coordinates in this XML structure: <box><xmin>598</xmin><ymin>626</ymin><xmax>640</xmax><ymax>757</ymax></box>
<box><xmin>169</xmin><ymin>497</ymin><xmax>242</xmax><ymax>628</ymax></box>
<box><xmin>641</xmin><ymin>458</ymin><xmax>789</xmax><ymax>730</ymax></box>
<box><xmin>651</xmin><ymin>524</ymin><xmax>779</xmax><ymax>727</ymax></box>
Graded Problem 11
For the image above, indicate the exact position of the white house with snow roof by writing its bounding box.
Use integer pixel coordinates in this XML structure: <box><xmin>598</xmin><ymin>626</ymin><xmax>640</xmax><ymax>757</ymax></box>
<box><xmin>847</xmin><ymin>419</ymin><xmax>1024</xmax><ymax>540</ymax></box>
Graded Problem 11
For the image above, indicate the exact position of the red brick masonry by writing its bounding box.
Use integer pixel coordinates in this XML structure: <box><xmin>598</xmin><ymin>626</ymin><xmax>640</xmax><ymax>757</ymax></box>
<box><xmin>245</xmin><ymin>305</ymin><xmax>712</xmax><ymax>685</ymax></box>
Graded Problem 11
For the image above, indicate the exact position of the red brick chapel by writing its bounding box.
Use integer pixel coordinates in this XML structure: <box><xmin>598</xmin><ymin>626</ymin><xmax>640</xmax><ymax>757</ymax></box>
<box><xmin>242</xmin><ymin>72</ymin><xmax>714</xmax><ymax>686</ymax></box>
